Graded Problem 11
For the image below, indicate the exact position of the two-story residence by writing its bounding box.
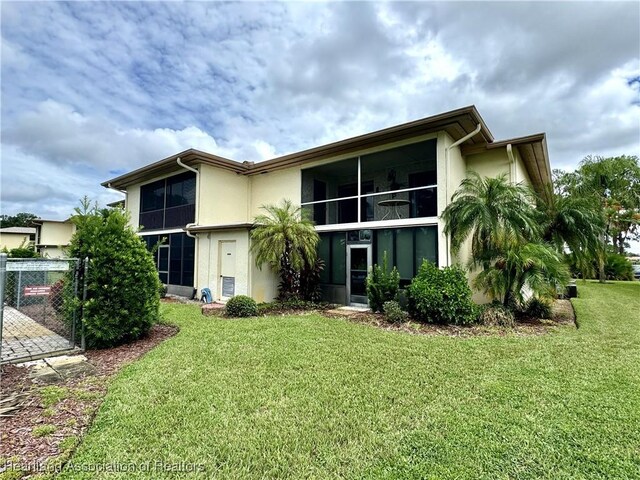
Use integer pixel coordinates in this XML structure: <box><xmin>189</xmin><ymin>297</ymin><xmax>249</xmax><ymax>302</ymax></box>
<box><xmin>102</xmin><ymin>106</ymin><xmax>551</xmax><ymax>305</ymax></box>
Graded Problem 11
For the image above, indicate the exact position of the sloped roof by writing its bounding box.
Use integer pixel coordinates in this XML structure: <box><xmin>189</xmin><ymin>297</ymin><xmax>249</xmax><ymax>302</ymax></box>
<box><xmin>0</xmin><ymin>227</ymin><xmax>36</xmax><ymax>234</ymax></box>
<box><xmin>102</xmin><ymin>105</ymin><xmax>551</xmax><ymax>192</ymax></box>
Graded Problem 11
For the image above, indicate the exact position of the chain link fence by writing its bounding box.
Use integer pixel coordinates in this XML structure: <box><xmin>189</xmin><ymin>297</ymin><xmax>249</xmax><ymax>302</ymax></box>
<box><xmin>0</xmin><ymin>255</ymin><xmax>88</xmax><ymax>364</ymax></box>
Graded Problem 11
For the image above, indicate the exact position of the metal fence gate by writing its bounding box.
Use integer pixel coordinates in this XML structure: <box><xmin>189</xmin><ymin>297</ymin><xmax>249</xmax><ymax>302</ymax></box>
<box><xmin>0</xmin><ymin>255</ymin><xmax>88</xmax><ymax>364</ymax></box>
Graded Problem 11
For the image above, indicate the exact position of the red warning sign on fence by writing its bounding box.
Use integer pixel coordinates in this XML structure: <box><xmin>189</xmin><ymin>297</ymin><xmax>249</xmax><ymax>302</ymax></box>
<box><xmin>23</xmin><ymin>286</ymin><xmax>52</xmax><ymax>296</ymax></box>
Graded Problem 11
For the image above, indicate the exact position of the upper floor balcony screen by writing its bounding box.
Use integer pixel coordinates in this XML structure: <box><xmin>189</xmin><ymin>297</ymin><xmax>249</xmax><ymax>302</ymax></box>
<box><xmin>139</xmin><ymin>172</ymin><xmax>196</xmax><ymax>230</ymax></box>
<box><xmin>301</xmin><ymin>139</ymin><xmax>437</xmax><ymax>226</ymax></box>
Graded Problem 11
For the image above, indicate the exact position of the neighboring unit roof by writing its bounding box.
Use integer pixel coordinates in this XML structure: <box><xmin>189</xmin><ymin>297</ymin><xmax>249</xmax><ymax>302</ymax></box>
<box><xmin>102</xmin><ymin>105</ymin><xmax>552</xmax><ymax>191</ymax></box>
<box><xmin>0</xmin><ymin>227</ymin><xmax>36</xmax><ymax>234</ymax></box>
<box><xmin>30</xmin><ymin>219</ymin><xmax>72</xmax><ymax>225</ymax></box>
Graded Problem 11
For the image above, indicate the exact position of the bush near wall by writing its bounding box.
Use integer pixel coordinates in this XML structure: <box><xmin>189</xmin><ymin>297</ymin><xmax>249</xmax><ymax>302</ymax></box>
<box><xmin>366</xmin><ymin>252</ymin><xmax>400</xmax><ymax>313</ymax></box>
<box><xmin>407</xmin><ymin>261</ymin><xmax>478</xmax><ymax>325</ymax></box>
<box><xmin>65</xmin><ymin>200</ymin><xmax>160</xmax><ymax>348</ymax></box>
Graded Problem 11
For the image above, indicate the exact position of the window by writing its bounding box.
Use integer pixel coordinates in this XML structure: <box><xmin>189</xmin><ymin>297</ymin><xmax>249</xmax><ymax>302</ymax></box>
<box><xmin>317</xmin><ymin>226</ymin><xmax>437</xmax><ymax>287</ymax></box>
<box><xmin>301</xmin><ymin>139</ymin><xmax>437</xmax><ymax>225</ymax></box>
<box><xmin>139</xmin><ymin>172</ymin><xmax>196</xmax><ymax>230</ymax></box>
<box><xmin>143</xmin><ymin>232</ymin><xmax>195</xmax><ymax>287</ymax></box>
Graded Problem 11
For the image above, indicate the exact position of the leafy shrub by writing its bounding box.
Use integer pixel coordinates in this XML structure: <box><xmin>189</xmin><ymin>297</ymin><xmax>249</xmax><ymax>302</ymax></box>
<box><xmin>605</xmin><ymin>253</ymin><xmax>634</xmax><ymax>281</ymax></box>
<box><xmin>383</xmin><ymin>300</ymin><xmax>408</xmax><ymax>323</ymax></box>
<box><xmin>64</xmin><ymin>199</ymin><xmax>160</xmax><ymax>348</ymax></box>
<box><xmin>366</xmin><ymin>251</ymin><xmax>400</xmax><ymax>313</ymax></box>
<box><xmin>525</xmin><ymin>297</ymin><xmax>552</xmax><ymax>319</ymax></box>
<box><xmin>299</xmin><ymin>258</ymin><xmax>325</xmax><ymax>302</ymax></box>
<box><xmin>225</xmin><ymin>295</ymin><xmax>258</xmax><ymax>317</ymax></box>
<box><xmin>478</xmin><ymin>301</ymin><xmax>515</xmax><ymax>327</ymax></box>
<box><xmin>407</xmin><ymin>261</ymin><xmax>478</xmax><ymax>325</ymax></box>
<box><xmin>7</xmin><ymin>247</ymin><xmax>39</xmax><ymax>258</ymax></box>
<box><xmin>159</xmin><ymin>283</ymin><xmax>168</xmax><ymax>298</ymax></box>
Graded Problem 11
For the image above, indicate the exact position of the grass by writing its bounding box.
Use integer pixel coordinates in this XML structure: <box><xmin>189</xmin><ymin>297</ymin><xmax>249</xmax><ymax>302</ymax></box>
<box><xmin>60</xmin><ymin>282</ymin><xmax>639</xmax><ymax>479</ymax></box>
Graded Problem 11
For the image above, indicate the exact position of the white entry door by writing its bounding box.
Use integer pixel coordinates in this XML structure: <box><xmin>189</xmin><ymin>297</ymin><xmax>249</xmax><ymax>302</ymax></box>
<box><xmin>219</xmin><ymin>241</ymin><xmax>236</xmax><ymax>300</ymax></box>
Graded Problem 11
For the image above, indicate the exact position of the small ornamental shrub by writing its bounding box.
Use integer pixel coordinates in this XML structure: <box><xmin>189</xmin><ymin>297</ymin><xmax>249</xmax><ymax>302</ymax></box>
<box><xmin>407</xmin><ymin>261</ymin><xmax>478</xmax><ymax>325</ymax></box>
<box><xmin>159</xmin><ymin>283</ymin><xmax>168</xmax><ymax>298</ymax></box>
<box><xmin>478</xmin><ymin>301</ymin><xmax>515</xmax><ymax>327</ymax></box>
<box><xmin>383</xmin><ymin>300</ymin><xmax>408</xmax><ymax>324</ymax></box>
<box><xmin>225</xmin><ymin>295</ymin><xmax>258</xmax><ymax>317</ymax></box>
<box><xmin>64</xmin><ymin>198</ymin><xmax>161</xmax><ymax>348</ymax></box>
<box><xmin>525</xmin><ymin>297</ymin><xmax>553</xmax><ymax>319</ymax></box>
<box><xmin>366</xmin><ymin>252</ymin><xmax>400</xmax><ymax>313</ymax></box>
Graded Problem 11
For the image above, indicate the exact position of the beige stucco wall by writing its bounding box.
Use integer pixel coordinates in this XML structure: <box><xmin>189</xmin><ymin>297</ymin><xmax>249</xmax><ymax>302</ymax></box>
<box><xmin>39</xmin><ymin>222</ymin><xmax>75</xmax><ymax>247</ymax></box>
<box><xmin>0</xmin><ymin>233</ymin><xmax>31</xmax><ymax>250</ymax></box>
<box><xmin>249</xmin><ymin>168</ymin><xmax>302</xmax><ymax>219</ymax></box>
<box><xmin>195</xmin><ymin>229</ymin><xmax>250</xmax><ymax>300</ymax></box>
<box><xmin>126</xmin><ymin>184</ymin><xmax>141</xmax><ymax>230</ymax></box>
<box><xmin>250</xmin><ymin>254</ymin><xmax>279</xmax><ymax>303</ymax></box>
<box><xmin>199</xmin><ymin>165</ymin><xmax>250</xmax><ymax>225</ymax></box>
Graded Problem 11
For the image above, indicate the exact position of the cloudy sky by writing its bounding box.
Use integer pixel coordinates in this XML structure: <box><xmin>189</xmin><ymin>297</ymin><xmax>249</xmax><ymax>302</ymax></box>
<box><xmin>1</xmin><ymin>1</ymin><xmax>639</xmax><ymax>222</ymax></box>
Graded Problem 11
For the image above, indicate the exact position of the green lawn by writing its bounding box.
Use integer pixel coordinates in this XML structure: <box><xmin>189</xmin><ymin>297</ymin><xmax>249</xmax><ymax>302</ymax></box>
<box><xmin>60</xmin><ymin>282</ymin><xmax>640</xmax><ymax>479</ymax></box>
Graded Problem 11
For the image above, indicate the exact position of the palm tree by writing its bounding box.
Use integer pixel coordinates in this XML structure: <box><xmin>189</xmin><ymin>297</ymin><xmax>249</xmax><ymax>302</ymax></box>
<box><xmin>441</xmin><ymin>172</ymin><xmax>540</xmax><ymax>267</ymax></box>
<box><xmin>535</xmin><ymin>183</ymin><xmax>604</xmax><ymax>255</ymax></box>
<box><xmin>250</xmin><ymin>199</ymin><xmax>319</xmax><ymax>298</ymax></box>
<box><xmin>442</xmin><ymin>173</ymin><xmax>569</xmax><ymax>307</ymax></box>
<box><xmin>473</xmin><ymin>233</ymin><xmax>569</xmax><ymax>307</ymax></box>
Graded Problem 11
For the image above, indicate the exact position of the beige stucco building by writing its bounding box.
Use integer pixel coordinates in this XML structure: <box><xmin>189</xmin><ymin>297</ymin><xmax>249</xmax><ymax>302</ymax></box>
<box><xmin>103</xmin><ymin>106</ymin><xmax>551</xmax><ymax>304</ymax></box>
<box><xmin>31</xmin><ymin>219</ymin><xmax>76</xmax><ymax>258</ymax></box>
<box><xmin>0</xmin><ymin>227</ymin><xmax>36</xmax><ymax>251</ymax></box>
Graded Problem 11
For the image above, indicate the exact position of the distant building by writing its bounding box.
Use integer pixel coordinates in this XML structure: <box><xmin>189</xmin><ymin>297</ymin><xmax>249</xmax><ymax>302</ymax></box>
<box><xmin>0</xmin><ymin>227</ymin><xmax>36</xmax><ymax>251</ymax></box>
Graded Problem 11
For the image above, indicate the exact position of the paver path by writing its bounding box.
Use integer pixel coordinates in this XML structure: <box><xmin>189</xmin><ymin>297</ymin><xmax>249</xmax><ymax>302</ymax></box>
<box><xmin>1</xmin><ymin>307</ymin><xmax>74</xmax><ymax>364</ymax></box>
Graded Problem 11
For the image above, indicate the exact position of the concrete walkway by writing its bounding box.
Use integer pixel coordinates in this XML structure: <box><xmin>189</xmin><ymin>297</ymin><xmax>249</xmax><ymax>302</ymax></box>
<box><xmin>1</xmin><ymin>307</ymin><xmax>76</xmax><ymax>364</ymax></box>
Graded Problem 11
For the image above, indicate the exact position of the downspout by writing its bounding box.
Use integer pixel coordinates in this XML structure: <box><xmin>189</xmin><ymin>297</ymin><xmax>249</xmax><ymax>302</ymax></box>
<box><xmin>444</xmin><ymin>124</ymin><xmax>482</xmax><ymax>267</ymax></box>
<box><xmin>177</xmin><ymin>158</ymin><xmax>200</xmax><ymax>294</ymax></box>
<box><xmin>506</xmin><ymin>144</ymin><xmax>516</xmax><ymax>184</ymax></box>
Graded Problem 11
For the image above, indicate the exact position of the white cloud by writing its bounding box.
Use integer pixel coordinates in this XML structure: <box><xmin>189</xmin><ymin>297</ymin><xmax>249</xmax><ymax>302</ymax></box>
<box><xmin>0</xmin><ymin>1</ymin><xmax>638</xmax><ymax>231</ymax></box>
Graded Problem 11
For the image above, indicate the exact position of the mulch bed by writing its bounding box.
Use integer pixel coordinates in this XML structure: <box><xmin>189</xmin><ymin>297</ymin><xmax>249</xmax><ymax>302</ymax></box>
<box><xmin>0</xmin><ymin>323</ymin><xmax>178</xmax><ymax>478</ymax></box>
<box><xmin>326</xmin><ymin>299</ymin><xmax>577</xmax><ymax>337</ymax></box>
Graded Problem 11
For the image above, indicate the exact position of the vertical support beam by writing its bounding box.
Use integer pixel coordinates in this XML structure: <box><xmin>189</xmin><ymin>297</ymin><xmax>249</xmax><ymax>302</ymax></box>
<box><xmin>81</xmin><ymin>257</ymin><xmax>89</xmax><ymax>351</ymax></box>
<box><xmin>0</xmin><ymin>254</ymin><xmax>7</xmax><ymax>367</ymax></box>
<box><xmin>16</xmin><ymin>270</ymin><xmax>22</xmax><ymax>309</ymax></box>
<box><xmin>70</xmin><ymin>260</ymin><xmax>80</xmax><ymax>348</ymax></box>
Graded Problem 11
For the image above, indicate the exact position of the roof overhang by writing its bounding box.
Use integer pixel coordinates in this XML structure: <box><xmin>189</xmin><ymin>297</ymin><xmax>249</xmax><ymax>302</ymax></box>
<box><xmin>102</xmin><ymin>149</ymin><xmax>249</xmax><ymax>190</ymax></box>
<box><xmin>101</xmin><ymin>105</ymin><xmax>551</xmax><ymax>193</ymax></box>
<box><xmin>247</xmin><ymin>105</ymin><xmax>494</xmax><ymax>175</ymax></box>
<box><xmin>460</xmin><ymin>133</ymin><xmax>552</xmax><ymax>193</ymax></box>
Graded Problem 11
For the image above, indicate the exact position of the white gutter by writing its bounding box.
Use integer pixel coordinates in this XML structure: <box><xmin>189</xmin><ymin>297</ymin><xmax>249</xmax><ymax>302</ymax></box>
<box><xmin>506</xmin><ymin>143</ymin><xmax>516</xmax><ymax>183</ymax></box>
<box><xmin>176</xmin><ymin>157</ymin><xmax>200</xmax><ymax>239</ymax></box>
<box><xmin>106</xmin><ymin>183</ymin><xmax>127</xmax><ymax>208</ymax></box>
<box><xmin>444</xmin><ymin>123</ymin><xmax>482</xmax><ymax>267</ymax></box>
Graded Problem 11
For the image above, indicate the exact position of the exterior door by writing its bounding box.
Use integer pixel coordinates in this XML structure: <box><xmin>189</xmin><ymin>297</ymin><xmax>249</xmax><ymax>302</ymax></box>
<box><xmin>347</xmin><ymin>244</ymin><xmax>372</xmax><ymax>306</ymax></box>
<box><xmin>219</xmin><ymin>241</ymin><xmax>236</xmax><ymax>300</ymax></box>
